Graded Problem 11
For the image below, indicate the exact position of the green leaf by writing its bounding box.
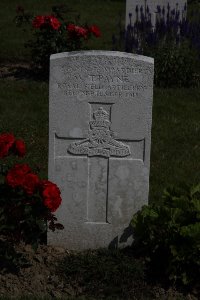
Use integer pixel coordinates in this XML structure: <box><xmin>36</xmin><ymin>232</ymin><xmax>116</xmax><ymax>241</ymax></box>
<box><xmin>180</xmin><ymin>223</ymin><xmax>200</xmax><ymax>239</ymax></box>
<box><xmin>191</xmin><ymin>184</ymin><xmax>200</xmax><ymax>197</ymax></box>
<box><xmin>182</xmin><ymin>272</ymin><xmax>189</xmax><ymax>285</ymax></box>
<box><xmin>191</xmin><ymin>199</ymin><xmax>200</xmax><ymax>212</ymax></box>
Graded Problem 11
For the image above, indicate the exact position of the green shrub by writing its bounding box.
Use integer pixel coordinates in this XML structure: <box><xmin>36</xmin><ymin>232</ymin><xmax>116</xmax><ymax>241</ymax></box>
<box><xmin>15</xmin><ymin>5</ymin><xmax>101</xmax><ymax>77</ymax></box>
<box><xmin>131</xmin><ymin>183</ymin><xmax>200</xmax><ymax>288</ymax></box>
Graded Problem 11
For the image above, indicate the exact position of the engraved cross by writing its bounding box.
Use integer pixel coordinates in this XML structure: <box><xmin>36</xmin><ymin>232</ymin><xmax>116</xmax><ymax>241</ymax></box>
<box><xmin>56</xmin><ymin>103</ymin><xmax>144</xmax><ymax>224</ymax></box>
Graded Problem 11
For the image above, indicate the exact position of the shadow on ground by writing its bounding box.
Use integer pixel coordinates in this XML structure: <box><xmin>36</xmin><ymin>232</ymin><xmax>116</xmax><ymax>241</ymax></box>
<box><xmin>0</xmin><ymin>64</ymin><xmax>48</xmax><ymax>81</ymax></box>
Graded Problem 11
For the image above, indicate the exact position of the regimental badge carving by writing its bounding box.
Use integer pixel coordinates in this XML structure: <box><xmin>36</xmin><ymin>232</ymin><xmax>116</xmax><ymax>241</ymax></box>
<box><xmin>68</xmin><ymin>107</ymin><xmax>131</xmax><ymax>158</ymax></box>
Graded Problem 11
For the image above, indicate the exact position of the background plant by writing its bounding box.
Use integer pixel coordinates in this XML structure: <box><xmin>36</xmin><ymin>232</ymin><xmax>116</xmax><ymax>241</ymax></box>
<box><xmin>0</xmin><ymin>133</ymin><xmax>64</xmax><ymax>248</ymax></box>
<box><xmin>131</xmin><ymin>183</ymin><xmax>200</xmax><ymax>289</ymax></box>
<box><xmin>113</xmin><ymin>3</ymin><xmax>200</xmax><ymax>87</ymax></box>
<box><xmin>15</xmin><ymin>5</ymin><xmax>101</xmax><ymax>77</ymax></box>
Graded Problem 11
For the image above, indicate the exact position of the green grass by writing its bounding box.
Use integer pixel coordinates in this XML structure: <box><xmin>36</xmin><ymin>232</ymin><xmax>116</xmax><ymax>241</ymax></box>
<box><xmin>150</xmin><ymin>88</ymin><xmax>200</xmax><ymax>202</ymax></box>
<box><xmin>0</xmin><ymin>79</ymin><xmax>199</xmax><ymax>201</ymax></box>
<box><xmin>0</xmin><ymin>0</ymin><xmax>124</xmax><ymax>63</ymax></box>
<box><xmin>0</xmin><ymin>79</ymin><xmax>48</xmax><ymax>179</ymax></box>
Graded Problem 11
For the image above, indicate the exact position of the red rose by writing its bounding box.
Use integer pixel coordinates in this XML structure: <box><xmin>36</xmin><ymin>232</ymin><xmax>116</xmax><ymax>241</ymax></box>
<box><xmin>6</xmin><ymin>164</ymin><xmax>32</xmax><ymax>188</ymax></box>
<box><xmin>46</xmin><ymin>15</ymin><xmax>61</xmax><ymax>30</ymax></box>
<box><xmin>40</xmin><ymin>180</ymin><xmax>62</xmax><ymax>212</ymax></box>
<box><xmin>22</xmin><ymin>173</ymin><xmax>40</xmax><ymax>195</ymax></box>
<box><xmin>89</xmin><ymin>25</ymin><xmax>101</xmax><ymax>37</ymax></box>
<box><xmin>67</xmin><ymin>23</ymin><xmax>76</xmax><ymax>32</ymax></box>
<box><xmin>32</xmin><ymin>16</ymin><xmax>45</xmax><ymax>29</ymax></box>
<box><xmin>32</xmin><ymin>15</ymin><xmax>61</xmax><ymax>30</ymax></box>
<box><xmin>13</xmin><ymin>139</ymin><xmax>26</xmax><ymax>157</ymax></box>
<box><xmin>0</xmin><ymin>133</ymin><xmax>15</xmax><ymax>158</ymax></box>
<box><xmin>67</xmin><ymin>23</ymin><xmax>88</xmax><ymax>39</ymax></box>
<box><xmin>76</xmin><ymin>26</ymin><xmax>88</xmax><ymax>38</ymax></box>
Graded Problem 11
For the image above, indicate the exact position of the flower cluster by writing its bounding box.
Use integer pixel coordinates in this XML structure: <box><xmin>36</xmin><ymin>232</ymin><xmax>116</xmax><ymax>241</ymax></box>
<box><xmin>6</xmin><ymin>164</ymin><xmax>38</xmax><ymax>194</ymax></box>
<box><xmin>32</xmin><ymin>15</ymin><xmax>61</xmax><ymax>30</ymax></box>
<box><xmin>67</xmin><ymin>24</ymin><xmax>88</xmax><ymax>38</ymax></box>
<box><xmin>6</xmin><ymin>163</ymin><xmax>61</xmax><ymax>212</ymax></box>
<box><xmin>0</xmin><ymin>132</ymin><xmax>63</xmax><ymax>245</ymax></box>
<box><xmin>124</xmin><ymin>3</ymin><xmax>196</xmax><ymax>53</ymax></box>
<box><xmin>67</xmin><ymin>23</ymin><xmax>101</xmax><ymax>39</ymax></box>
<box><xmin>16</xmin><ymin>6</ymin><xmax>102</xmax><ymax>76</ymax></box>
<box><xmin>0</xmin><ymin>133</ymin><xmax>25</xmax><ymax>158</ymax></box>
<box><xmin>32</xmin><ymin>14</ymin><xmax>101</xmax><ymax>39</ymax></box>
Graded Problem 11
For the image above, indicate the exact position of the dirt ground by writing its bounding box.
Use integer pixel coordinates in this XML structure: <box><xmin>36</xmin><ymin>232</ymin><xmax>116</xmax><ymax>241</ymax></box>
<box><xmin>0</xmin><ymin>240</ymin><xmax>199</xmax><ymax>300</ymax></box>
<box><xmin>0</xmin><ymin>242</ymin><xmax>77</xmax><ymax>299</ymax></box>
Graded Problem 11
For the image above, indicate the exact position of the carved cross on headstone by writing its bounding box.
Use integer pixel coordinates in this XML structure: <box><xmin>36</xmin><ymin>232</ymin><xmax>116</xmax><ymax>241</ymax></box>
<box><xmin>56</xmin><ymin>102</ymin><xmax>144</xmax><ymax>224</ymax></box>
<box><xmin>48</xmin><ymin>51</ymin><xmax>154</xmax><ymax>250</ymax></box>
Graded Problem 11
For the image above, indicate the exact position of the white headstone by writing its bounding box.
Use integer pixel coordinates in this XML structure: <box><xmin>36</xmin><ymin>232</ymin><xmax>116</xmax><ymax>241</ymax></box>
<box><xmin>48</xmin><ymin>51</ymin><xmax>154</xmax><ymax>250</ymax></box>
<box><xmin>126</xmin><ymin>0</ymin><xmax>187</xmax><ymax>29</ymax></box>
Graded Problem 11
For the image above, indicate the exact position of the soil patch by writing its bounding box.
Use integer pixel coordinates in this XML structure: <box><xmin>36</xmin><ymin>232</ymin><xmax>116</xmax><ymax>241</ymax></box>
<box><xmin>0</xmin><ymin>242</ymin><xmax>76</xmax><ymax>299</ymax></box>
<box><xmin>0</xmin><ymin>240</ymin><xmax>198</xmax><ymax>300</ymax></box>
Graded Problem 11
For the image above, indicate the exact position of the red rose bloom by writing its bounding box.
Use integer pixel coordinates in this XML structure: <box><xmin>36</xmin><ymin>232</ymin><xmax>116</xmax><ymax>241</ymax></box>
<box><xmin>13</xmin><ymin>139</ymin><xmax>26</xmax><ymax>157</ymax></box>
<box><xmin>89</xmin><ymin>25</ymin><xmax>101</xmax><ymax>37</ymax></box>
<box><xmin>32</xmin><ymin>16</ymin><xmax>45</xmax><ymax>29</ymax></box>
<box><xmin>46</xmin><ymin>15</ymin><xmax>61</xmax><ymax>30</ymax></box>
<box><xmin>6</xmin><ymin>164</ymin><xmax>32</xmax><ymax>188</ymax></box>
<box><xmin>66</xmin><ymin>23</ymin><xmax>76</xmax><ymax>33</ymax></box>
<box><xmin>0</xmin><ymin>133</ymin><xmax>15</xmax><ymax>158</ymax></box>
<box><xmin>40</xmin><ymin>180</ymin><xmax>62</xmax><ymax>212</ymax></box>
<box><xmin>67</xmin><ymin>24</ymin><xmax>88</xmax><ymax>39</ymax></box>
<box><xmin>32</xmin><ymin>15</ymin><xmax>61</xmax><ymax>30</ymax></box>
<box><xmin>22</xmin><ymin>173</ymin><xmax>40</xmax><ymax>195</ymax></box>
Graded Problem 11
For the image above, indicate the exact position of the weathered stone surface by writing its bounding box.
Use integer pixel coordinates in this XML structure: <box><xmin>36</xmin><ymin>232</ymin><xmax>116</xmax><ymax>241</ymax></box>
<box><xmin>48</xmin><ymin>51</ymin><xmax>154</xmax><ymax>250</ymax></box>
<box><xmin>126</xmin><ymin>0</ymin><xmax>187</xmax><ymax>29</ymax></box>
